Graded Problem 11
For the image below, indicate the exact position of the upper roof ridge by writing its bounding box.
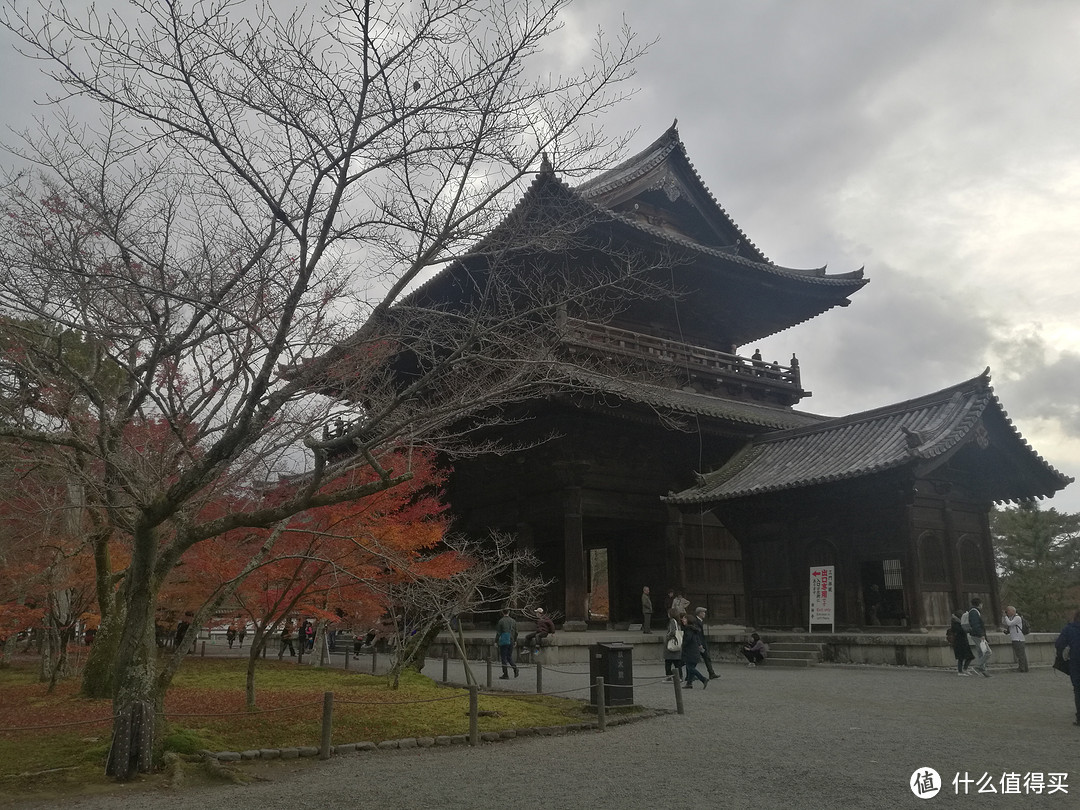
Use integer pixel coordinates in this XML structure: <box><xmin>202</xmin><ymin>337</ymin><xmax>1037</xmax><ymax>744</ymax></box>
<box><xmin>574</xmin><ymin>122</ymin><xmax>770</xmax><ymax>264</ymax></box>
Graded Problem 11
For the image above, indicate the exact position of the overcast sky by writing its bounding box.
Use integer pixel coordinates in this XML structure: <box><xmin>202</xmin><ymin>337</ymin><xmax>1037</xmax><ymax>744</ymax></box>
<box><xmin>552</xmin><ymin>0</ymin><xmax>1080</xmax><ymax>510</ymax></box>
<box><xmin>2</xmin><ymin>1</ymin><xmax>1078</xmax><ymax>509</ymax></box>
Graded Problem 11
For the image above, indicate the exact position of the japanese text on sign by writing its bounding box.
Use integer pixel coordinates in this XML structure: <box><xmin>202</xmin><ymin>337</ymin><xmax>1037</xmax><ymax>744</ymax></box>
<box><xmin>809</xmin><ymin>565</ymin><xmax>834</xmax><ymax>627</ymax></box>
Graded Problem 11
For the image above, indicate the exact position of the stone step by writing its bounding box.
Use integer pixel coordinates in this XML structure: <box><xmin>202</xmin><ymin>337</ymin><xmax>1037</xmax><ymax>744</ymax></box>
<box><xmin>768</xmin><ymin>642</ymin><xmax>825</xmax><ymax>653</ymax></box>
<box><xmin>765</xmin><ymin>656</ymin><xmax>816</xmax><ymax>668</ymax></box>
<box><xmin>765</xmin><ymin>641</ymin><xmax>823</xmax><ymax>666</ymax></box>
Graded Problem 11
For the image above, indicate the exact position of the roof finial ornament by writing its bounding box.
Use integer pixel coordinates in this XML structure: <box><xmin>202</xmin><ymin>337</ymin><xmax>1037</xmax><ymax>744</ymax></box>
<box><xmin>539</xmin><ymin>151</ymin><xmax>553</xmax><ymax>175</ymax></box>
<box><xmin>900</xmin><ymin>425</ymin><xmax>924</xmax><ymax>449</ymax></box>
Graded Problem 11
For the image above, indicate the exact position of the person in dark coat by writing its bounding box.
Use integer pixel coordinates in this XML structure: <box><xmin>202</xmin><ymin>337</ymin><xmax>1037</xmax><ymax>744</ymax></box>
<box><xmin>691</xmin><ymin>607</ymin><xmax>719</xmax><ymax>679</ymax></box>
<box><xmin>279</xmin><ymin>619</ymin><xmax>296</xmax><ymax>658</ymax></box>
<box><xmin>1054</xmin><ymin>609</ymin><xmax>1080</xmax><ymax>726</ymax></box>
<box><xmin>680</xmin><ymin>613</ymin><xmax>709</xmax><ymax>689</ymax></box>
<box><xmin>966</xmin><ymin>597</ymin><xmax>991</xmax><ymax>677</ymax></box>
<box><xmin>948</xmin><ymin>610</ymin><xmax>974</xmax><ymax>675</ymax></box>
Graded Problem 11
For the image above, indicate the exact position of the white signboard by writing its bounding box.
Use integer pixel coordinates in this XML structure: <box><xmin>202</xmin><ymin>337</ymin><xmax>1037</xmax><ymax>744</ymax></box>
<box><xmin>809</xmin><ymin>566</ymin><xmax>835</xmax><ymax>632</ymax></box>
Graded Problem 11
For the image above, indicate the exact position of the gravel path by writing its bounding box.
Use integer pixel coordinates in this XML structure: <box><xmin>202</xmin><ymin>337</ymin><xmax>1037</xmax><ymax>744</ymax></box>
<box><xmin>9</xmin><ymin>659</ymin><xmax>1079</xmax><ymax>809</ymax></box>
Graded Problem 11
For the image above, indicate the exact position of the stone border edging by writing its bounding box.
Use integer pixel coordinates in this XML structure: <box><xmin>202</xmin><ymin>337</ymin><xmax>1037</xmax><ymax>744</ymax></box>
<box><xmin>200</xmin><ymin>707</ymin><xmax>670</xmax><ymax>761</ymax></box>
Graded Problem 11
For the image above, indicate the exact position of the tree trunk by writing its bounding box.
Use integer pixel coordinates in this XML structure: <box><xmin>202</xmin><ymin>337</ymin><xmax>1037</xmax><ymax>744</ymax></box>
<box><xmin>105</xmin><ymin>529</ymin><xmax>163</xmax><ymax>779</ymax></box>
<box><xmin>81</xmin><ymin>603</ymin><xmax>124</xmax><ymax>698</ymax></box>
<box><xmin>105</xmin><ymin>615</ymin><xmax>161</xmax><ymax>778</ymax></box>
<box><xmin>245</xmin><ymin>625</ymin><xmax>269</xmax><ymax>709</ymax></box>
<box><xmin>312</xmin><ymin>619</ymin><xmax>328</xmax><ymax>667</ymax></box>
<box><xmin>48</xmin><ymin>624</ymin><xmax>73</xmax><ymax>693</ymax></box>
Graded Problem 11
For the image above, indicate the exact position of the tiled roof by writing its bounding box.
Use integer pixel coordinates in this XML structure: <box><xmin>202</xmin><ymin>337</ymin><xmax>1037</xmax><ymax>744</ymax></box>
<box><xmin>665</xmin><ymin>370</ymin><xmax>1072</xmax><ymax>504</ymax></box>
<box><xmin>575</xmin><ymin>121</ymin><xmax>771</xmax><ymax>265</ymax></box>
<box><xmin>556</xmin><ymin>367</ymin><xmax>826</xmax><ymax>431</ymax></box>
<box><xmin>406</xmin><ymin>156</ymin><xmax>864</xmax><ymax>308</ymax></box>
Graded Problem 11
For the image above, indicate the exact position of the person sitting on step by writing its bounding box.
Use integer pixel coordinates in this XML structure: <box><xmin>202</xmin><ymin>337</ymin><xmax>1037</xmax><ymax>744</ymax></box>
<box><xmin>741</xmin><ymin>632</ymin><xmax>767</xmax><ymax>667</ymax></box>
<box><xmin>521</xmin><ymin>608</ymin><xmax>555</xmax><ymax>654</ymax></box>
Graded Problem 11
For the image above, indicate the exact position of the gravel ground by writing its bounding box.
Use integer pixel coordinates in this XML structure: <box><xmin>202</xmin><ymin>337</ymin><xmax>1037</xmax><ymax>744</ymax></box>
<box><xmin>9</xmin><ymin>658</ymin><xmax>1079</xmax><ymax>810</ymax></box>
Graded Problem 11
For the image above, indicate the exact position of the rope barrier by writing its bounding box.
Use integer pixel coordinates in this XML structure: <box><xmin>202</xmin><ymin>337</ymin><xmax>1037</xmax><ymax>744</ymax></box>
<box><xmin>165</xmin><ymin>699</ymin><xmax>324</xmax><ymax>718</ymax></box>
<box><xmin>528</xmin><ymin>684</ymin><xmax>593</xmax><ymax>697</ymax></box>
<box><xmin>0</xmin><ymin>715</ymin><xmax>116</xmax><ymax>732</ymax></box>
<box><xmin>334</xmin><ymin>693</ymin><xmax>467</xmax><ymax>706</ymax></box>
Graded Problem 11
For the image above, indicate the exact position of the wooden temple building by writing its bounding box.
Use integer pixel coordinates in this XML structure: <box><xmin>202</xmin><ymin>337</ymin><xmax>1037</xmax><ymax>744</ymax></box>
<box><xmin>377</xmin><ymin>123</ymin><xmax>1072</xmax><ymax>631</ymax></box>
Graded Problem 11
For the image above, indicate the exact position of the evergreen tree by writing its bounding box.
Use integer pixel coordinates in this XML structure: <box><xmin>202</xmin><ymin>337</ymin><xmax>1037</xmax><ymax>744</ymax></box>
<box><xmin>992</xmin><ymin>501</ymin><xmax>1080</xmax><ymax>631</ymax></box>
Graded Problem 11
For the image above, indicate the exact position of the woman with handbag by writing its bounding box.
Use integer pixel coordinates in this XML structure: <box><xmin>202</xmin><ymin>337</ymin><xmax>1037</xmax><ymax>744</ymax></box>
<box><xmin>664</xmin><ymin>608</ymin><xmax>684</xmax><ymax>681</ymax></box>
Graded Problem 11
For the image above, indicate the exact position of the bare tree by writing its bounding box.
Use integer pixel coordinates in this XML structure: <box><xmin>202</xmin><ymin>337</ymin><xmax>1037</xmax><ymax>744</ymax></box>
<box><xmin>372</xmin><ymin>532</ymin><xmax>547</xmax><ymax>688</ymax></box>
<box><xmin>0</xmin><ymin>0</ymin><xmax>648</xmax><ymax>778</ymax></box>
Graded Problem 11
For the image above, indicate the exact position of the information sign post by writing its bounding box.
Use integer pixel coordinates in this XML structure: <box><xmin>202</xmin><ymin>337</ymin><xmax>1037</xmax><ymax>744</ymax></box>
<box><xmin>809</xmin><ymin>566</ymin><xmax>835</xmax><ymax>633</ymax></box>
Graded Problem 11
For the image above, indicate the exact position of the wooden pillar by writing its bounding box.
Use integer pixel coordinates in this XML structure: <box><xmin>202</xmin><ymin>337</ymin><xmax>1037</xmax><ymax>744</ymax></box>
<box><xmin>562</xmin><ymin>485</ymin><xmax>587</xmax><ymax>630</ymax></box>
<box><xmin>980</xmin><ymin>505</ymin><xmax>1002</xmax><ymax>619</ymax></box>
<box><xmin>904</xmin><ymin>501</ymin><xmax>925</xmax><ymax>628</ymax></box>
<box><xmin>664</xmin><ymin>506</ymin><xmax>687</xmax><ymax>596</ymax></box>
<box><xmin>943</xmin><ymin>500</ymin><xmax>964</xmax><ymax>610</ymax></box>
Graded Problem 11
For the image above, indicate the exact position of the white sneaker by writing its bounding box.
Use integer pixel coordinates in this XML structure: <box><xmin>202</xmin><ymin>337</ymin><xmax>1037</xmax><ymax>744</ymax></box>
<box><xmin>747</xmin><ymin>662</ymin><xmax>756</xmax><ymax>667</ymax></box>
<box><xmin>957</xmin><ymin>671</ymin><xmax>968</xmax><ymax>676</ymax></box>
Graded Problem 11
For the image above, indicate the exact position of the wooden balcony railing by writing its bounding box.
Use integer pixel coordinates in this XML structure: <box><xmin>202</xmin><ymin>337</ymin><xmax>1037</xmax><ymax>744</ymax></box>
<box><xmin>560</xmin><ymin>318</ymin><xmax>804</xmax><ymax>398</ymax></box>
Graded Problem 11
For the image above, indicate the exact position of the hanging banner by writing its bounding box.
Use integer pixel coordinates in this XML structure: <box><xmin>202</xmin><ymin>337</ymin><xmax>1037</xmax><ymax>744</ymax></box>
<box><xmin>809</xmin><ymin>566</ymin><xmax>835</xmax><ymax>632</ymax></box>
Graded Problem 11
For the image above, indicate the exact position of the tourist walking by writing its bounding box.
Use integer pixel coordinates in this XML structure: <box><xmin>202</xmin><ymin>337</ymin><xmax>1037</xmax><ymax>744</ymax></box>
<box><xmin>1001</xmin><ymin>605</ymin><xmax>1029</xmax><ymax>672</ymax></box>
<box><xmin>741</xmin><ymin>632</ymin><xmax>767</xmax><ymax>666</ymax></box>
<box><xmin>964</xmin><ymin>597</ymin><xmax>992</xmax><ymax>677</ymax></box>
<box><xmin>226</xmin><ymin>623</ymin><xmax>237</xmax><ymax>649</ymax></box>
<box><xmin>495</xmin><ymin>608</ymin><xmax>519</xmax><ymax>679</ymax></box>
<box><xmin>1054</xmin><ymin>610</ymin><xmax>1080</xmax><ymax>726</ymax></box>
<box><xmin>279</xmin><ymin>619</ymin><xmax>296</xmax><ymax>658</ymax></box>
<box><xmin>641</xmin><ymin>586</ymin><xmax>653</xmax><ymax>633</ymax></box>
<box><xmin>948</xmin><ymin>610</ymin><xmax>974</xmax><ymax>675</ymax></box>
<box><xmin>237</xmin><ymin>621</ymin><xmax>246</xmax><ymax>648</ymax></box>
<box><xmin>680</xmin><ymin>613</ymin><xmax>709</xmax><ymax>689</ymax></box>
<box><xmin>691</xmin><ymin>607</ymin><xmax>719</xmax><ymax>679</ymax></box>
<box><xmin>664</xmin><ymin>608</ymin><xmax>684</xmax><ymax>681</ymax></box>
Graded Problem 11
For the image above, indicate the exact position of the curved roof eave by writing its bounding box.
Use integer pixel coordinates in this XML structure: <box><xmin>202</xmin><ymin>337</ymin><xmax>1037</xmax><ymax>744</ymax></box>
<box><xmin>408</xmin><ymin>154</ymin><xmax>866</xmax><ymax>302</ymax></box>
<box><xmin>663</xmin><ymin>369</ymin><xmax>1073</xmax><ymax>505</ymax></box>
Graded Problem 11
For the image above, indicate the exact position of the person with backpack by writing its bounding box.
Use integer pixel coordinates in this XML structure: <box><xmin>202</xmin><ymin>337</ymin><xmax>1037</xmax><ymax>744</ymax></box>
<box><xmin>947</xmin><ymin>610</ymin><xmax>974</xmax><ymax>676</ymax></box>
<box><xmin>1001</xmin><ymin>605</ymin><xmax>1029</xmax><ymax>672</ymax></box>
<box><xmin>963</xmin><ymin>597</ymin><xmax>992</xmax><ymax>678</ymax></box>
<box><xmin>494</xmin><ymin>608</ymin><xmax>519</xmax><ymax>679</ymax></box>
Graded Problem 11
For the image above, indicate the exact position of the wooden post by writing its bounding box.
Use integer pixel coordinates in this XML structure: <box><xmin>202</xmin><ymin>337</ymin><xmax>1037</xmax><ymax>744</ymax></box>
<box><xmin>486</xmin><ymin>656</ymin><xmax>492</xmax><ymax>688</ymax></box>
<box><xmin>595</xmin><ymin>676</ymin><xmax>606</xmax><ymax>732</ymax></box>
<box><xmin>442</xmin><ymin>648</ymin><xmax>449</xmax><ymax>683</ymax></box>
<box><xmin>673</xmin><ymin>672</ymin><xmax>684</xmax><ymax>715</ymax></box>
<box><xmin>344</xmin><ymin>648</ymin><xmax>350</xmax><ymax>671</ymax></box>
<box><xmin>200</xmin><ymin>641</ymin><xmax>205</xmax><ymax>657</ymax></box>
<box><xmin>371</xmin><ymin>648</ymin><xmax>377</xmax><ymax>674</ymax></box>
<box><xmin>535</xmin><ymin>661</ymin><xmax>542</xmax><ymax>694</ymax></box>
<box><xmin>468</xmin><ymin>685</ymin><xmax>478</xmax><ymax>746</ymax></box>
<box><xmin>562</xmin><ymin>484</ymin><xmax>587</xmax><ymax>627</ymax></box>
<box><xmin>319</xmin><ymin>692</ymin><xmax>333</xmax><ymax>760</ymax></box>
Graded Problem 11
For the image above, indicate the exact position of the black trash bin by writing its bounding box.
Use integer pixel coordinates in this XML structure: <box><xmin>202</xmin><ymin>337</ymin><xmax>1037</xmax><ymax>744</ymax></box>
<box><xmin>590</xmin><ymin>642</ymin><xmax>633</xmax><ymax>706</ymax></box>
